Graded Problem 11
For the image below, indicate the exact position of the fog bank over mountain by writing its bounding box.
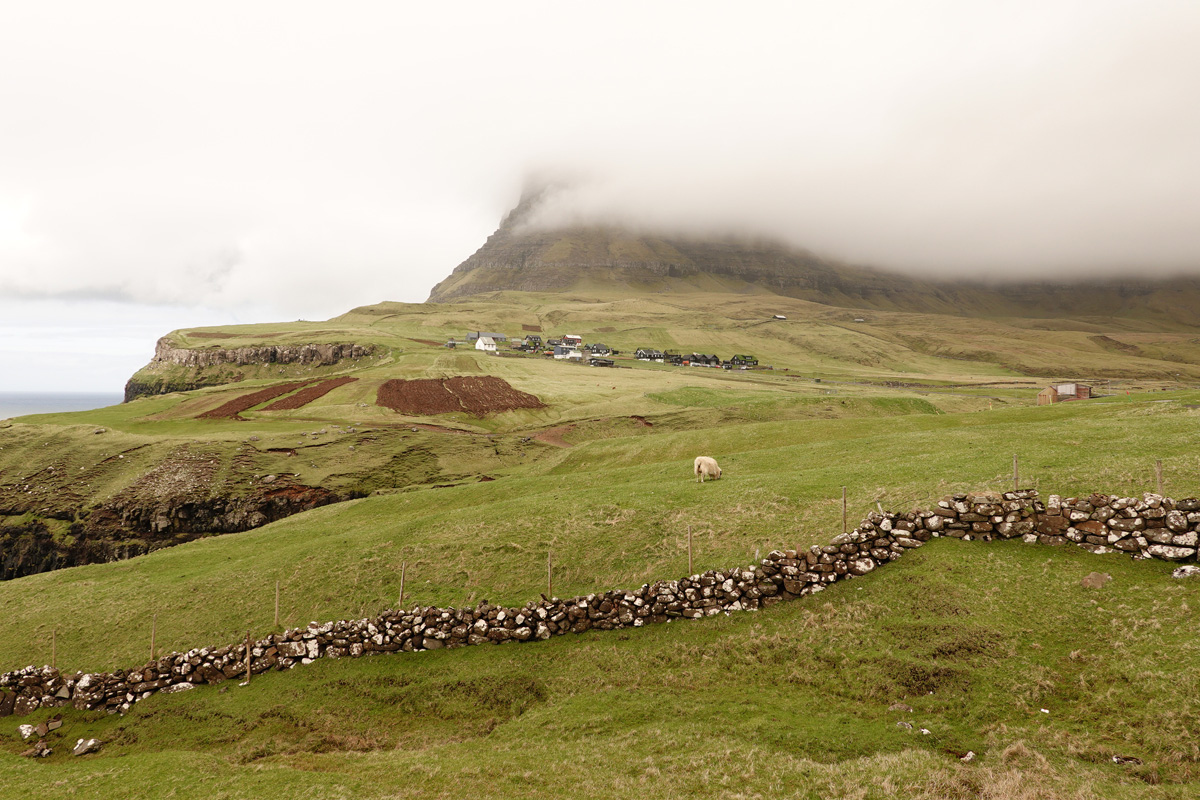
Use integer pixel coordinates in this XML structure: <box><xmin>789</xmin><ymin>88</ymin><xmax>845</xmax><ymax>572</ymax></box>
<box><xmin>2</xmin><ymin>1</ymin><xmax>1198</xmax><ymax>390</ymax></box>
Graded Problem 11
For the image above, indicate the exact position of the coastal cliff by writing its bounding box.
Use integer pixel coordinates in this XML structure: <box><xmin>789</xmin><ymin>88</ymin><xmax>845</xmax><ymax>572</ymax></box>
<box><xmin>124</xmin><ymin>338</ymin><xmax>375</xmax><ymax>401</ymax></box>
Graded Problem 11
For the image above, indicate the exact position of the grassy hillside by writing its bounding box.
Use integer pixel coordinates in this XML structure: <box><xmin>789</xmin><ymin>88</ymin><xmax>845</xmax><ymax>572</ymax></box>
<box><xmin>4</xmin><ymin>291</ymin><xmax>1200</xmax><ymax>797</ymax></box>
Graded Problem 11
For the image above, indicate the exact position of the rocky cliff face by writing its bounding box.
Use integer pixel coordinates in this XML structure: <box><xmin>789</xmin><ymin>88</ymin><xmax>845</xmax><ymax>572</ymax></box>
<box><xmin>124</xmin><ymin>339</ymin><xmax>375</xmax><ymax>401</ymax></box>
<box><xmin>0</xmin><ymin>464</ymin><xmax>344</xmax><ymax>582</ymax></box>
<box><xmin>149</xmin><ymin>338</ymin><xmax>372</xmax><ymax>368</ymax></box>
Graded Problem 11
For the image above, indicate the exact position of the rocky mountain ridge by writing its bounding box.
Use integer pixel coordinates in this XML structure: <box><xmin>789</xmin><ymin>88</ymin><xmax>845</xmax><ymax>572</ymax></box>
<box><xmin>428</xmin><ymin>188</ymin><xmax>1200</xmax><ymax>327</ymax></box>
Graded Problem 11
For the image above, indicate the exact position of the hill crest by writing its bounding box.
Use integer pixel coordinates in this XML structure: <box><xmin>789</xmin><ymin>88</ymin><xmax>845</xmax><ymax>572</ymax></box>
<box><xmin>428</xmin><ymin>188</ymin><xmax>1200</xmax><ymax>327</ymax></box>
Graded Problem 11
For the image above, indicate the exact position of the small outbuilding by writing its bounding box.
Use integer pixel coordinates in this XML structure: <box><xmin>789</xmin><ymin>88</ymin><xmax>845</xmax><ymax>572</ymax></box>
<box><xmin>475</xmin><ymin>336</ymin><xmax>498</xmax><ymax>353</ymax></box>
<box><xmin>1038</xmin><ymin>383</ymin><xmax>1092</xmax><ymax>405</ymax></box>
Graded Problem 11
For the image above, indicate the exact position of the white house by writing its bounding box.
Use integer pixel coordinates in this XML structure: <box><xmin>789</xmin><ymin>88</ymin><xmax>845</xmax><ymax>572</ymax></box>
<box><xmin>475</xmin><ymin>336</ymin><xmax>497</xmax><ymax>353</ymax></box>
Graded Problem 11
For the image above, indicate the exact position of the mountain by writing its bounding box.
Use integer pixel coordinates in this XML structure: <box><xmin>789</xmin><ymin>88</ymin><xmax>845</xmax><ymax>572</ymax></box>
<box><xmin>428</xmin><ymin>187</ymin><xmax>1200</xmax><ymax>327</ymax></box>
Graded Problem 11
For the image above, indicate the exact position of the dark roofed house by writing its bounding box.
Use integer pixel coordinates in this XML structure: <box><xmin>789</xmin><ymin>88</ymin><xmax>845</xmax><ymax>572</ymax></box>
<box><xmin>729</xmin><ymin>354</ymin><xmax>757</xmax><ymax>367</ymax></box>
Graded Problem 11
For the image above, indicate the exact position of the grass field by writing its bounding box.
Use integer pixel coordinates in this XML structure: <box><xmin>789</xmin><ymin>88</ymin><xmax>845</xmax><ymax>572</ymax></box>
<box><xmin>3</xmin><ymin>290</ymin><xmax>1200</xmax><ymax>797</ymax></box>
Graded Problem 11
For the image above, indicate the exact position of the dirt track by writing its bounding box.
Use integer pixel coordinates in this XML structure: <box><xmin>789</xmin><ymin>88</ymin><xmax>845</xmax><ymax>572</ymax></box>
<box><xmin>262</xmin><ymin>377</ymin><xmax>358</xmax><ymax>411</ymax></box>
<box><xmin>376</xmin><ymin>376</ymin><xmax>545</xmax><ymax>416</ymax></box>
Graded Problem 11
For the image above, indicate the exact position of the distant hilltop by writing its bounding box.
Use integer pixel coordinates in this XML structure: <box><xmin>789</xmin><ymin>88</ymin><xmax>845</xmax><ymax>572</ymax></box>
<box><xmin>427</xmin><ymin>187</ymin><xmax>1200</xmax><ymax>327</ymax></box>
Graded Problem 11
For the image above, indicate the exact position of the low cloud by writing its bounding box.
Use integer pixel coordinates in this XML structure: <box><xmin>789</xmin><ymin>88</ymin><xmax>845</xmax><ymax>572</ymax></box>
<box><xmin>520</xmin><ymin>5</ymin><xmax>1200</xmax><ymax>280</ymax></box>
<box><xmin>0</xmin><ymin>0</ymin><xmax>1197</xmax><ymax>336</ymax></box>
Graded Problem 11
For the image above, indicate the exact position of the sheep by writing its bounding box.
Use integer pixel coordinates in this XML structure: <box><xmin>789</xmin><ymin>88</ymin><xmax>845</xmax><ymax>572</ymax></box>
<box><xmin>694</xmin><ymin>456</ymin><xmax>722</xmax><ymax>483</ymax></box>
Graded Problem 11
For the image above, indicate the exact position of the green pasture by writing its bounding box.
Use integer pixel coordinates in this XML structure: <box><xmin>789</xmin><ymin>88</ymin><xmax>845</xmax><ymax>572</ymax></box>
<box><xmin>4</xmin><ymin>391</ymin><xmax>1200</xmax><ymax>674</ymax></box>
<box><xmin>4</xmin><ymin>290</ymin><xmax>1200</xmax><ymax>797</ymax></box>
<box><xmin>3</xmin><ymin>538</ymin><xmax>1198</xmax><ymax>798</ymax></box>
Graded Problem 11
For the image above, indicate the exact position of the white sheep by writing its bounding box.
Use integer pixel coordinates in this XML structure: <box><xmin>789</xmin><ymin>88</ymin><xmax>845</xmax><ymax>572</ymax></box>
<box><xmin>694</xmin><ymin>456</ymin><xmax>722</xmax><ymax>483</ymax></box>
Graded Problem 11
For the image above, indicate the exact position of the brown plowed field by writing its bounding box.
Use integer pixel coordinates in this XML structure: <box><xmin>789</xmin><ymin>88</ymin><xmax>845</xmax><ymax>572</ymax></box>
<box><xmin>376</xmin><ymin>376</ymin><xmax>545</xmax><ymax>416</ymax></box>
<box><xmin>262</xmin><ymin>377</ymin><xmax>358</xmax><ymax>411</ymax></box>
<box><xmin>198</xmin><ymin>381</ymin><xmax>316</xmax><ymax>420</ymax></box>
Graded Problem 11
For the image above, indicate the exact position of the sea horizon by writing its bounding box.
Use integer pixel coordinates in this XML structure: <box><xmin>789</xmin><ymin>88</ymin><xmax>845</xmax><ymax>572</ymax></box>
<box><xmin>0</xmin><ymin>390</ymin><xmax>124</xmax><ymax>420</ymax></box>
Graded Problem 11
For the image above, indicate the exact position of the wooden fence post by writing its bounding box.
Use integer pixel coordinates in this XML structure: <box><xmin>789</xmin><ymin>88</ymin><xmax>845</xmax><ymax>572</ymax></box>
<box><xmin>547</xmin><ymin>551</ymin><xmax>553</xmax><ymax>598</ymax></box>
<box><xmin>842</xmin><ymin>487</ymin><xmax>847</xmax><ymax>534</ymax></box>
<box><xmin>274</xmin><ymin>580</ymin><xmax>280</xmax><ymax>628</ymax></box>
<box><xmin>398</xmin><ymin>561</ymin><xmax>406</xmax><ymax>608</ymax></box>
<box><xmin>150</xmin><ymin>614</ymin><xmax>156</xmax><ymax>663</ymax></box>
<box><xmin>245</xmin><ymin>630</ymin><xmax>252</xmax><ymax>683</ymax></box>
<box><xmin>1156</xmin><ymin>460</ymin><xmax>1164</xmax><ymax>495</ymax></box>
<box><xmin>687</xmin><ymin>525</ymin><xmax>693</xmax><ymax>575</ymax></box>
<box><xmin>1013</xmin><ymin>453</ymin><xmax>1020</xmax><ymax>491</ymax></box>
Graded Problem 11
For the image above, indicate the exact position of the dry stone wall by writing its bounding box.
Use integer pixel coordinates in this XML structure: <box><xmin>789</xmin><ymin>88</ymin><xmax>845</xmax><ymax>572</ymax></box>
<box><xmin>5</xmin><ymin>488</ymin><xmax>1200</xmax><ymax>719</ymax></box>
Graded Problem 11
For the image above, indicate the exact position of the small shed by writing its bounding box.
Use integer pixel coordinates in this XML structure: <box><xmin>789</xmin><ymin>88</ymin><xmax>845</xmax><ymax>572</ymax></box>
<box><xmin>1038</xmin><ymin>384</ymin><xmax>1092</xmax><ymax>405</ymax></box>
<box><xmin>475</xmin><ymin>336</ymin><xmax>497</xmax><ymax>353</ymax></box>
<box><xmin>1055</xmin><ymin>383</ymin><xmax>1092</xmax><ymax>401</ymax></box>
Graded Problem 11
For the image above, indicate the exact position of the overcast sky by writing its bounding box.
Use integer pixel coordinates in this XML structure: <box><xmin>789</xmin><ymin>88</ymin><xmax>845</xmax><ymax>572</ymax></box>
<box><xmin>2</xmin><ymin>1</ymin><xmax>1198</xmax><ymax>393</ymax></box>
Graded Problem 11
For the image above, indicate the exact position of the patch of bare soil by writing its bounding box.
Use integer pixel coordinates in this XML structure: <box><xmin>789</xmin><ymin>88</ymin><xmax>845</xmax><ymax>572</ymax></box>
<box><xmin>631</xmin><ymin>415</ymin><xmax>653</xmax><ymax>427</ymax></box>
<box><xmin>533</xmin><ymin>425</ymin><xmax>575</xmax><ymax>447</ymax></box>
<box><xmin>198</xmin><ymin>381</ymin><xmax>316</xmax><ymax>420</ymax></box>
<box><xmin>262</xmin><ymin>377</ymin><xmax>358</xmax><ymax>411</ymax></box>
<box><xmin>522</xmin><ymin>324</ymin><xmax>542</xmax><ymax>332</ymax></box>
<box><xmin>376</xmin><ymin>377</ymin><xmax>545</xmax><ymax>417</ymax></box>
<box><xmin>408</xmin><ymin>337</ymin><xmax>445</xmax><ymax>346</ymax></box>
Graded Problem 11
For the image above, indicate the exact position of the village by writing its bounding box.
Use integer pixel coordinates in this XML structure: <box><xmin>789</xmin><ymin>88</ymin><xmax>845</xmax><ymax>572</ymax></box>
<box><xmin>448</xmin><ymin>331</ymin><xmax>1108</xmax><ymax>405</ymax></box>
<box><xmin>448</xmin><ymin>330</ymin><xmax>762</xmax><ymax>371</ymax></box>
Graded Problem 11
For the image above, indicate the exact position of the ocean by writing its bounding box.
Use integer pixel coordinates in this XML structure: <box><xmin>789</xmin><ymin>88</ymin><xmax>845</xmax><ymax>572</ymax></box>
<box><xmin>0</xmin><ymin>391</ymin><xmax>124</xmax><ymax>420</ymax></box>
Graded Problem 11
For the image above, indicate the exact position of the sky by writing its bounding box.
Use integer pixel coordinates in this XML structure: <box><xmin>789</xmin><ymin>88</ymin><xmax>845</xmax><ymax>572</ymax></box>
<box><xmin>1</xmin><ymin>1</ymin><xmax>1198</xmax><ymax>392</ymax></box>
